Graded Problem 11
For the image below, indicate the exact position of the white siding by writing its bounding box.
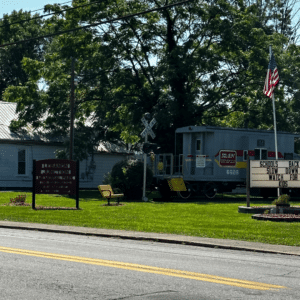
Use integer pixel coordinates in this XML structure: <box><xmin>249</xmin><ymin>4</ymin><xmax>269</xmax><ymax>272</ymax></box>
<box><xmin>79</xmin><ymin>154</ymin><xmax>126</xmax><ymax>188</ymax></box>
<box><xmin>0</xmin><ymin>145</ymin><xmax>17</xmax><ymax>178</ymax></box>
<box><xmin>32</xmin><ymin>145</ymin><xmax>61</xmax><ymax>161</ymax></box>
<box><xmin>0</xmin><ymin>144</ymin><xmax>63</xmax><ymax>189</ymax></box>
<box><xmin>0</xmin><ymin>143</ymin><xmax>128</xmax><ymax>189</ymax></box>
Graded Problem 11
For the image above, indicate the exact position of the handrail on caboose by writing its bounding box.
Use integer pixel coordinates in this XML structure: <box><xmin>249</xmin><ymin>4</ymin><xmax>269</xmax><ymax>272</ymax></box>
<box><xmin>154</xmin><ymin>153</ymin><xmax>184</xmax><ymax>178</ymax></box>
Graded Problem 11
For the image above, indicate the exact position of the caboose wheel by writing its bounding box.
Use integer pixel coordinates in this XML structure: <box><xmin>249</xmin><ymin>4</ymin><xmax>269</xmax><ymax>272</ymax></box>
<box><xmin>203</xmin><ymin>182</ymin><xmax>217</xmax><ymax>199</ymax></box>
<box><xmin>177</xmin><ymin>190</ymin><xmax>192</xmax><ymax>199</ymax></box>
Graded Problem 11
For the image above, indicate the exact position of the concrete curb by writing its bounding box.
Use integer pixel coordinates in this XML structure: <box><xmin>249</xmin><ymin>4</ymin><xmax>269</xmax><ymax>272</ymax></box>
<box><xmin>238</xmin><ymin>206</ymin><xmax>300</xmax><ymax>214</ymax></box>
<box><xmin>0</xmin><ymin>221</ymin><xmax>299</xmax><ymax>256</ymax></box>
<box><xmin>238</xmin><ymin>206</ymin><xmax>271</xmax><ymax>214</ymax></box>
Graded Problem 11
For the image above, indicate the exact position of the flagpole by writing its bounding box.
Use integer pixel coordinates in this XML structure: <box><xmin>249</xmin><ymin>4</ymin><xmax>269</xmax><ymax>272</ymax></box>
<box><xmin>272</xmin><ymin>94</ymin><xmax>278</xmax><ymax>161</ymax></box>
<box><xmin>269</xmin><ymin>46</ymin><xmax>280</xmax><ymax>197</ymax></box>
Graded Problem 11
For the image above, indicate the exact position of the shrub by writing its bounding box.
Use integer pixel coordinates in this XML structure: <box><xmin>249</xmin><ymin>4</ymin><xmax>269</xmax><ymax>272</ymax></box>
<box><xmin>272</xmin><ymin>194</ymin><xmax>290</xmax><ymax>205</ymax></box>
<box><xmin>107</xmin><ymin>159</ymin><xmax>153</xmax><ymax>200</ymax></box>
<box><xmin>10</xmin><ymin>195</ymin><xmax>27</xmax><ymax>205</ymax></box>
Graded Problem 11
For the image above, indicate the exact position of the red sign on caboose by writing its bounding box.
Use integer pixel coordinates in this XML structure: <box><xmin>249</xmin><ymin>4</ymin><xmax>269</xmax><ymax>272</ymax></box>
<box><xmin>219</xmin><ymin>150</ymin><xmax>237</xmax><ymax>167</ymax></box>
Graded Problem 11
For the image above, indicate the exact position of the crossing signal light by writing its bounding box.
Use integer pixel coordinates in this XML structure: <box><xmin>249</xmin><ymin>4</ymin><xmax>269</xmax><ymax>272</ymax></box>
<box><xmin>142</xmin><ymin>143</ymin><xmax>161</xmax><ymax>154</ymax></box>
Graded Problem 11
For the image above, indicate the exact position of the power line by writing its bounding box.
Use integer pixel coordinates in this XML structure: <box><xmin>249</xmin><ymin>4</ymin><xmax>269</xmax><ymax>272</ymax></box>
<box><xmin>0</xmin><ymin>0</ymin><xmax>194</xmax><ymax>48</ymax></box>
<box><xmin>0</xmin><ymin>12</ymin><xmax>59</xmax><ymax>28</ymax></box>
<box><xmin>0</xmin><ymin>0</ymin><xmax>105</xmax><ymax>28</ymax></box>
<box><xmin>0</xmin><ymin>1</ymin><xmax>72</xmax><ymax>22</ymax></box>
<box><xmin>30</xmin><ymin>1</ymin><xmax>72</xmax><ymax>13</ymax></box>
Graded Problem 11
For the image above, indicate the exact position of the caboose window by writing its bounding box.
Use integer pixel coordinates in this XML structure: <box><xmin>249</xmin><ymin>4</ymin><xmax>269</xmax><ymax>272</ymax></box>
<box><xmin>243</xmin><ymin>150</ymin><xmax>248</xmax><ymax>161</ymax></box>
<box><xmin>196</xmin><ymin>140</ymin><xmax>201</xmax><ymax>151</ymax></box>
<box><xmin>284</xmin><ymin>153</ymin><xmax>293</xmax><ymax>160</ymax></box>
<box><xmin>254</xmin><ymin>149</ymin><xmax>260</xmax><ymax>160</ymax></box>
<box><xmin>261</xmin><ymin>149</ymin><xmax>267</xmax><ymax>159</ymax></box>
<box><xmin>254</xmin><ymin>148</ymin><xmax>267</xmax><ymax>160</ymax></box>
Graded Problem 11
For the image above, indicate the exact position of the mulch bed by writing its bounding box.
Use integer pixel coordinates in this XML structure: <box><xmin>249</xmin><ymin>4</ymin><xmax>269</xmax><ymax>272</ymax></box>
<box><xmin>33</xmin><ymin>206</ymin><xmax>80</xmax><ymax>210</ymax></box>
<box><xmin>2</xmin><ymin>203</ymin><xmax>31</xmax><ymax>207</ymax></box>
<box><xmin>252</xmin><ymin>214</ymin><xmax>300</xmax><ymax>222</ymax></box>
<box><xmin>1</xmin><ymin>203</ymin><xmax>80</xmax><ymax>210</ymax></box>
<box><xmin>102</xmin><ymin>203</ymin><xmax>125</xmax><ymax>206</ymax></box>
<box><xmin>240</xmin><ymin>205</ymin><xmax>300</xmax><ymax>221</ymax></box>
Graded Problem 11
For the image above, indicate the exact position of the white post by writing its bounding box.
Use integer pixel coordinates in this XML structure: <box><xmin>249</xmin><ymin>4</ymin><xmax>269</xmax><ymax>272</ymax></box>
<box><xmin>142</xmin><ymin>134</ymin><xmax>148</xmax><ymax>202</ymax></box>
<box><xmin>272</xmin><ymin>93</ymin><xmax>278</xmax><ymax>161</ymax></box>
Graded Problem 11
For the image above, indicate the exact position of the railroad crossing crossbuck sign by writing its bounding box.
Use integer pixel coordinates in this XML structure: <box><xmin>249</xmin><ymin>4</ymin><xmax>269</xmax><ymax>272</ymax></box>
<box><xmin>141</xmin><ymin>117</ymin><xmax>156</xmax><ymax>139</ymax></box>
<box><xmin>141</xmin><ymin>116</ymin><xmax>156</xmax><ymax>202</ymax></box>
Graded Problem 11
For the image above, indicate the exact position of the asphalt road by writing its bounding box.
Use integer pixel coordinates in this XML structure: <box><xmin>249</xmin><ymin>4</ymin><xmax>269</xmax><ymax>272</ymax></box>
<box><xmin>0</xmin><ymin>228</ymin><xmax>300</xmax><ymax>299</ymax></box>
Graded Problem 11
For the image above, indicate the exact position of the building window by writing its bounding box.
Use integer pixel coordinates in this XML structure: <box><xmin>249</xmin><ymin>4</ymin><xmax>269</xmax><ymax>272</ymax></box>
<box><xmin>18</xmin><ymin>149</ymin><xmax>26</xmax><ymax>175</ymax></box>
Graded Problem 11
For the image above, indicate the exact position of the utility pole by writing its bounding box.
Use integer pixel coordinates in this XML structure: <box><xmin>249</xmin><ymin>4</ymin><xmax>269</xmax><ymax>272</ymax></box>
<box><xmin>70</xmin><ymin>57</ymin><xmax>75</xmax><ymax>160</ymax></box>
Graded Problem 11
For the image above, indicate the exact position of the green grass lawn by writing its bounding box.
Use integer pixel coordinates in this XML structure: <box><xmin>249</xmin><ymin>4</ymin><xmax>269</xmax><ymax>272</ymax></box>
<box><xmin>0</xmin><ymin>191</ymin><xmax>300</xmax><ymax>246</ymax></box>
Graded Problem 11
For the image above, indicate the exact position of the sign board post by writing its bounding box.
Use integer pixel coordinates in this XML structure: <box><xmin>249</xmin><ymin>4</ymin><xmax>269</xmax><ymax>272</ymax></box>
<box><xmin>141</xmin><ymin>116</ymin><xmax>156</xmax><ymax>202</ymax></box>
<box><xmin>246</xmin><ymin>155</ymin><xmax>250</xmax><ymax>207</ymax></box>
<box><xmin>32</xmin><ymin>159</ymin><xmax>80</xmax><ymax>209</ymax></box>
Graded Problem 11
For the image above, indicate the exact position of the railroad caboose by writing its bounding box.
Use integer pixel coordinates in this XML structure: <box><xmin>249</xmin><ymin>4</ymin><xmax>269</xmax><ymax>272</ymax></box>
<box><xmin>152</xmin><ymin>126</ymin><xmax>300</xmax><ymax>198</ymax></box>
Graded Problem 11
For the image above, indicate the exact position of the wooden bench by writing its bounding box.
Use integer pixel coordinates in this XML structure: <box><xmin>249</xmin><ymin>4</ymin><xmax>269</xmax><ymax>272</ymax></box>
<box><xmin>98</xmin><ymin>185</ymin><xmax>124</xmax><ymax>205</ymax></box>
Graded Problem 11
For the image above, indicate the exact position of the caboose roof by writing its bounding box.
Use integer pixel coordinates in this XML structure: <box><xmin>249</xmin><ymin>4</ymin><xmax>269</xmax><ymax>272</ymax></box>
<box><xmin>176</xmin><ymin>125</ymin><xmax>300</xmax><ymax>137</ymax></box>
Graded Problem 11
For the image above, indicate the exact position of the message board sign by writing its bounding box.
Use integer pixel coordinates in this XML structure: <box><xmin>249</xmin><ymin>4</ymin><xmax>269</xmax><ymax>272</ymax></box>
<box><xmin>250</xmin><ymin>160</ymin><xmax>300</xmax><ymax>188</ymax></box>
<box><xmin>219</xmin><ymin>150</ymin><xmax>236</xmax><ymax>167</ymax></box>
<box><xmin>32</xmin><ymin>159</ymin><xmax>79</xmax><ymax>209</ymax></box>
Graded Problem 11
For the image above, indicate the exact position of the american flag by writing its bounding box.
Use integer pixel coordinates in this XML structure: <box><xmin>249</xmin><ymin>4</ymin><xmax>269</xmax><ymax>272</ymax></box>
<box><xmin>263</xmin><ymin>52</ymin><xmax>279</xmax><ymax>98</ymax></box>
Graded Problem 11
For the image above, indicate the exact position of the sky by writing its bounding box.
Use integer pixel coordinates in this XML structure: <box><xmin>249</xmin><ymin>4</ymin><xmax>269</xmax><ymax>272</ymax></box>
<box><xmin>0</xmin><ymin>0</ymin><xmax>70</xmax><ymax>16</ymax></box>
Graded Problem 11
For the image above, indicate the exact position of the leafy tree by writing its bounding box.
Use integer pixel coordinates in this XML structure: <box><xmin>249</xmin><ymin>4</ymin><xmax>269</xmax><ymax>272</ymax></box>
<box><xmin>203</xmin><ymin>0</ymin><xmax>300</xmax><ymax>132</ymax></box>
<box><xmin>0</xmin><ymin>10</ymin><xmax>45</xmax><ymax>101</ymax></box>
<box><xmin>3</xmin><ymin>6</ymin><xmax>116</xmax><ymax>160</ymax></box>
<box><xmin>3</xmin><ymin>0</ymin><xmax>300</xmax><ymax>157</ymax></box>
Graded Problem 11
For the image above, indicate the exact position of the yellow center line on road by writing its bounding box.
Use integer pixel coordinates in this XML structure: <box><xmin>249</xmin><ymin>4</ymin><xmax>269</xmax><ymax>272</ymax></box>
<box><xmin>0</xmin><ymin>246</ymin><xmax>286</xmax><ymax>291</ymax></box>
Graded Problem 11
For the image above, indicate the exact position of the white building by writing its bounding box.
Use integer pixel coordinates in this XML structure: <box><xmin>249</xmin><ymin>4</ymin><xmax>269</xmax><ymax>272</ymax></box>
<box><xmin>0</xmin><ymin>101</ymin><xmax>132</xmax><ymax>190</ymax></box>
